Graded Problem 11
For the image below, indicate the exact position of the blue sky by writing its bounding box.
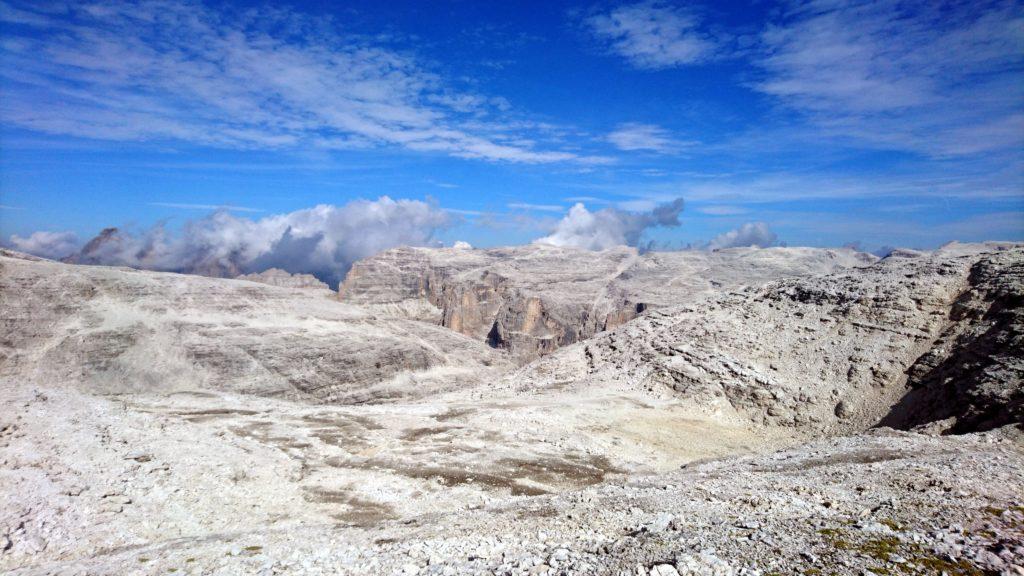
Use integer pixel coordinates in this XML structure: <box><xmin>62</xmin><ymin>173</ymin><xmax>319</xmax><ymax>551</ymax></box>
<box><xmin>1</xmin><ymin>0</ymin><xmax>1022</xmax><ymax>265</ymax></box>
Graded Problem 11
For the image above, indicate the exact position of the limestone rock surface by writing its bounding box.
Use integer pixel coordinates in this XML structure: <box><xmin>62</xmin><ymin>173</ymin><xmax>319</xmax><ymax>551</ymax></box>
<box><xmin>0</xmin><ymin>251</ymin><xmax>508</xmax><ymax>403</ymax></box>
<box><xmin>2</xmin><ymin>243</ymin><xmax>1022</xmax><ymax>576</ymax></box>
<box><xmin>339</xmin><ymin>244</ymin><xmax>875</xmax><ymax>361</ymax></box>
<box><xmin>510</xmin><ymin>242</ymin><xmax>1024</xmax><ymax>435</ymax></box>
<box><xmin>236</xmin><ymin>268</ymin><xmax>332</xmax><ymax>291</ymax></box>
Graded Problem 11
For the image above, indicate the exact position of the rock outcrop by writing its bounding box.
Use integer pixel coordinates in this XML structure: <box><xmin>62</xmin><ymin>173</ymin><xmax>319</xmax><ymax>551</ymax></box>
<box><xmin>510</xmin><ymin>242</ymin><xmax>1024</xmax><ymax>435</ymax></box>
<box><xmin>0</xmin><ymin>253</ymin><xmax>508</xmax><ymax>403</ymax></box>
<box><xmin>880</xmin><ymin>247</ymin><xmax>1024</xmax><ymax>433</ymax></box>
<box><xmin>339</xmin><ymin>244</ymin><xmax>875</xmax><ymax>362</ymax></box>
<box><xmin>236</xmin><ymin>268</ymin><xmax>332</xmax><ymax>291</ymax></box>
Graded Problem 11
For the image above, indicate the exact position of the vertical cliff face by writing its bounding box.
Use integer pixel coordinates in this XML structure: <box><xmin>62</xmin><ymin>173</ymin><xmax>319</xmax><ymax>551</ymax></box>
<box><xmin>486</xmin><ymin>294</ymin><xmax>575</xmax><ymax>358</ymax></box>
<box><xmin>438</xmin><ymin>270</ymin><xmax>512</xmax><ymax>342</ymax></box>
<box><xmin>339</xmin><ymin>245</ymin><xmax>875</xmax><ymax>362</ymax></box>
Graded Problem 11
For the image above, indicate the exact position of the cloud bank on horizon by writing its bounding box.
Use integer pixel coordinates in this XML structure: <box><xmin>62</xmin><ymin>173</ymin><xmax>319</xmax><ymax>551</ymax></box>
<box><xmin>8</xmin><ymin>197</ymin><xmax>783</xmax><ymax>284</ymax></box>
<box><xmin>8</xmin><ymin>230</ymin><xmax>79</xmax><ymax>259</ymax></box>
<box><xmin>10</xmin><ymin>198</ymin><xmax>454</xmax><ymax>287</ymax></box>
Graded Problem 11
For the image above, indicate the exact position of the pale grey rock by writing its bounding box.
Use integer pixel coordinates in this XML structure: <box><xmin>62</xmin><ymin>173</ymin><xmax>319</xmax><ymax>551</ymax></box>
<box><xmin>878</xmin><ymin>247</ymin><xmax>1024</xmax><ymax>433</ymax></box>
<box><xmin>2</xmin><ymin>242</ymin><xmax>1021</xmax><ymax>576</ymax></box>
<box><xmin>0</xmin><ymin>253</ymin><xmax>509</xmax><ymax>403</ymax></box>
<box><xmin>511</xmin><ymin>242</ymin><xmax>1023</xmax><ymax>435</ymax></box>
<box><xmin>339</xmin><ymin>244</ymin><xmax>874</xmax><ymax>362</ymax></box>
<box><xmin>0</xmin><ymin>248</ymin><xmax>45</xmax><ymax>262</ymax></box>
<box><xmin>236</xmin><ymin>268</ymin><xmax>331</xmax><ymax>291</ymax></box>
<box><xmin>124</xmin><ymin>451</ymin><xmax>152</xmax><ymax>463</ymax></box>
<box><xmin>643</xmin><ymin>513</ymin><xmax>674</xmax><ymax>533</ymax></box>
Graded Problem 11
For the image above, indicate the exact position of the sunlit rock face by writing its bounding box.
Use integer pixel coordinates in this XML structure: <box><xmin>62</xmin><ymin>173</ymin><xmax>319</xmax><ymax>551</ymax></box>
<box><xmin>339</xmin><ymin>243</ymin><xmax>875</xmax><ymax>362</ymax></box>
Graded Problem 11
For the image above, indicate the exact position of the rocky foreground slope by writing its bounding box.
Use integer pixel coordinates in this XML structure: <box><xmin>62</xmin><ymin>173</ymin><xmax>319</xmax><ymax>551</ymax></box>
<box><xmin>3</xmin><ymin>384</ymin><xmax>1021</xmax><ymax>576</ymax></box>
<box><xmin>0</xmin><ymin>243</ymin><xmax>1021</xmax><ymax>576</ymax></box>
<box><xmin>339</xmin><ymin>244</ymin><xmax>873</xmax><ymax>362</ymax></box>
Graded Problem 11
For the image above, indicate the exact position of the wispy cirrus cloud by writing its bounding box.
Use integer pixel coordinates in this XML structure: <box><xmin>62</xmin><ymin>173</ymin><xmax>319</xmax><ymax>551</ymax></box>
<box><xmin>563</xmin><ymin>196</ymin><xmax>608</xmax><ymax>204</ymax></box>
<box><xmin>583</xmin><ymin>1</ymin><xmax>718</xmax><ymax>69</ymax></box>
<box><xmin>754</xmin><ymin>0</ymin><xmax>1024</xmax><ymax>157</ymax></box>
<box><xmin>425</xmin><ymin>179</ymin><xmax>460</xmax><ymax>189</ymax></box>
<box><xmin>606</xmin><ymin>122</ymin><xmax>690</xmax><ymax>153</ymax></box>
<box><xmin>507</xmin><ymin>202</ymin><xmax>565</xmax><ymax>213</ymax></box>
<box><xmin>698</xmin><ymin>205</ymin><xmax>749</xmax><ymax>216</ymax></box>
<box><xmin>0</xmin><ymin>1</ymin><xmax>602</xmax><ymax>164</ymax></box>
<box><xmin>149</xmin><ymin>203</ymin><xmax>263</xmax><ymax>213</ymax></box>
<box><xmin>585</xmin><ymin>157</ymin><xmax>1024</xmax><ymax>207</ymax></box>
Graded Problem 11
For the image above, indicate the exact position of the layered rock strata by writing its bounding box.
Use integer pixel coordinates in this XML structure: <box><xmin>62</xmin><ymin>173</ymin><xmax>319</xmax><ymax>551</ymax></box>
<box><xmin>339</xmin><ymin>244</ymin><xmax>875</xmax><ymax>362</ymax></box>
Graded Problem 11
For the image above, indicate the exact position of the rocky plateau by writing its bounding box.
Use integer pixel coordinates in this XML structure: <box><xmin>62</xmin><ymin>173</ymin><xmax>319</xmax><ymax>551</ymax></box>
<box><xmin>0</xmin><ymin>242</ymin><xmax>1021</xmax><ymax>576</ymax></box>
<box><xmin>338</xmin><ymin>244</ymin><xmax>874</xmax><ymax>362</ymax></box>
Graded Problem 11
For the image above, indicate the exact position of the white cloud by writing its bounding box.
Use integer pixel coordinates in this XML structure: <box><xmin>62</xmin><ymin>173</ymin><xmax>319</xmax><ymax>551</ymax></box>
<box><xmin>426</xmin><ymin>180</ymin><xmax>460</xmax><ymax>189</ymax></box>
<box><xmin>698</xmin><ymin>205</ymin><xmax>748</xmax><ymax>216</ymax></box>
<box><xmin>149</xmin><ymin>203</ymin><xmax>263</xmax><ymax>213</ymax></box>
<box><xmin>508</xmin><ymin>202</ymin><xmax>565</xmax><ymax>212</ymax></box>
<box><xmin>8</xmin><ymin>230</ymin><xmax>80</xmax><ymax>259</ymax></box>
<box><xmin>563</xmin><ymin>196</ymin><xmax>608</xmax><ymax>204</ymax></box>
<box><xmin>62</xmin><ymin>197</ymin><xmax>453</xmax><ymax>287</ymax></box>
<box><xmin>606</xmin><ymin>123</ymin><xmax>688</xmax><ymax>153</ymax></box>
<box><xmin>755</xmin><ymin>0</ymin><xmax>1024</xmax><ymax>156</ymax></box>
<box><xmin>609</xmin><ymin>160</ymin><xmax>1024</xmax><ymax>206</ymax></box>
<box><xmin>707</xmin><ymin>222</ymin><xmax>777</xmax><ymax>250</ymax></box>
<box><xmin>0</xmin><ymin>1</ymin><xmax>598</xmax><ymax>164</ymax></box>
<box><xmin>534</xmin><ymin>198</ymin><xmax>684</xmax><ymax>250</ymax></box>
<box><xmin>614</xmin><ymin>198</ymin><xmax>659</xmax><ymax>212</ymax></box>
<box><xmin>584</xmin><ymin>1</ymin><xmax>716</xmax><ymax>69</ymax></box>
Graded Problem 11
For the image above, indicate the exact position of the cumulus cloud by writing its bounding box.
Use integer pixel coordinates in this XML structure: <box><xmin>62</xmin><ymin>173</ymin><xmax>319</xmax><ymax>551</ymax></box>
<box><xmin>584</xmin><ymin>1</ymin><xmax>717</xmax><ymax>69</ymax></box>
<box><xmin>707</xmin><ymin>222</ymin><xmax>777</xmax><ymax>250</ymax></box>
<box><xmin>61</xmin><ymin>197</ymin><xmax>453</xmax><ymax>287</ymax></box>
<box><xmin>8</xmin><ymin>230</ymin><xmax>80</xmax><ymax>259</ymax></box>
<box><xmin>534</xmin><ymin>198</ymin><xmax>684</xmax><ymax>250</ymax></box>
